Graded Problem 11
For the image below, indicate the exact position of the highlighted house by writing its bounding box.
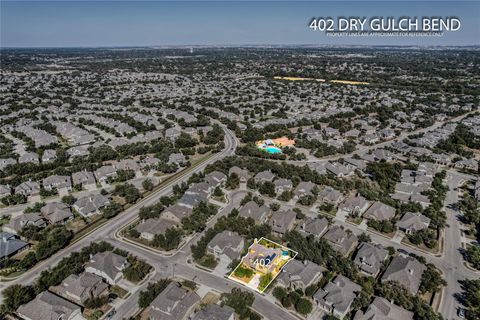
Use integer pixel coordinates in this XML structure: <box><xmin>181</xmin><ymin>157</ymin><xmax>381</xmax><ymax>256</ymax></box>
<box><xmin>228</xmin><ymin>237</ymin><xmax>297</xmax><ymax>293</ymax></box>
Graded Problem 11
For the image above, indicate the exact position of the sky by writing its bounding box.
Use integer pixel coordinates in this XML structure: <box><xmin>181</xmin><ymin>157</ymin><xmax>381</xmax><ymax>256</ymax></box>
<box><xmin>1</xmin><ymin>1</ymin><xmax>479</xmax><ymax>47</ymax></box>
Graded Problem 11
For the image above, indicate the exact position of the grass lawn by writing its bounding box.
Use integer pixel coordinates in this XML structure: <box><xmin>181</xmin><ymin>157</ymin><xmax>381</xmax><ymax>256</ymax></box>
<box><xmin>346</xmin><ymin>216</ymin><xmax>363</xmax><ymax>225</ymax></box>
<box><xmin>197</xmin><ymin>254</ymin><xmax>218</xmax><ymax>269</ymax></box>
<box><xmin>111</xmin><ymin>285</ymin><xmax>128</xmax><ymax>299</ymax></box>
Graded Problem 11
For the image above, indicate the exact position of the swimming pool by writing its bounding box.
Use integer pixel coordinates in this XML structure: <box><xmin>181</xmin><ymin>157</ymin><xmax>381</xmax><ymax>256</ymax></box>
<box><xmin>265</xmin><ymin>146</ymin><xmax>282</xmax><ymax>154</ymax></box>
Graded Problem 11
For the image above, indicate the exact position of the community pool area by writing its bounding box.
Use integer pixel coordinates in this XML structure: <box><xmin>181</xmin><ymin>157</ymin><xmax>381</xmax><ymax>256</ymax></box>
<box><xmin>265</xmin><ymin>146</ymin><xmax>282</xmax><ymax>154</ymax></box>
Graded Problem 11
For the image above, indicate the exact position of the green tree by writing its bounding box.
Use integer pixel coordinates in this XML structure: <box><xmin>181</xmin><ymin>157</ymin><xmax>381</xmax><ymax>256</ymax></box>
<box><xmin>61</xmin><ymin>195</ymin><xmax>76</xmax><ymax>205</ymax></box>
<box><xmin>102</xmin><ymin>202</ymin><xmax>123</xmax><ymax>219</ymax></box>
<box><xmin>295</xmin><ymin>298</ymin><xmax>313</xmax><ymax>315</ymax></box>
<box><xmin>1</xmin><ymin>285</ymin><xmax>35</xmax><ymax>313</ymax></box>
<box><xmin>226</xmin><ymin>173</ymin><xmax>240</xmax><ymax>190</ymax></box>
<box><xmin>465</xmin><ymin>245</ymin><xmax>480</xmax><ymax>270</ymax></box>
<box><xmin>142</xmin><ymin>178</ymin><xmax>154</xmax><ymax>191</ymax></box>
<box><xmin>138</xmin><ymin>279</ymin><xmax>171</xmax><ymax>308</ymax></box>
<box><xmin>272</xmin><ymin>286</ymin><xmax>288</xmax><ymax>301</ymax></box>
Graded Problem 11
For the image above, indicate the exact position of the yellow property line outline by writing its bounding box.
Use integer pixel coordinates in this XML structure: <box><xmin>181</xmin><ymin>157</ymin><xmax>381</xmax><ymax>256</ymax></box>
<box><xmin>228</xmin><ymin>237</ymin><xmax>298</xmax><ymax>294</ymax></box>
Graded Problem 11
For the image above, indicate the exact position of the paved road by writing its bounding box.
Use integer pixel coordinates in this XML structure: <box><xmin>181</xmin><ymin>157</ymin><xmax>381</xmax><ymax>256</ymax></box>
<box><xmin>439</xmin><ymin>170</ymin><xmax>478</xmax><ymax>320</ymax></box>
<box><xmin>0</xmin><ymin>124</ymin><xmax>237</xmax><ymax>292</ymax></box>
<box><xmin>107</xmin><ymin>188</ymin><xmax>296</xmax><ymax>320</ymax></box>
<box><xmin>1</xmin><ymin>126</ymin><xmax>297</xmax><ymax>320</ymax></box>
<box><xmin>2</xmin><ymin>113</ymin><xmax>478</xmax><ymax>320</ymax></box>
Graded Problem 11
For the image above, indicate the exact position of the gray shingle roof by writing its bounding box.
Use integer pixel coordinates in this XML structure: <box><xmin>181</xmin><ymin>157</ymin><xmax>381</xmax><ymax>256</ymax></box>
<box><xmin>353</xmin><ymin>297</ymin><xmax>414</xmax><ymax>320</ymax></box>
<box><xmin>381</xmin><ymin>255</ymin><xmax>427</xmax><ymax>295</ymax></box>
<box><xmin>17</xmin><ymin>291</ymin><xmax>80</xmax><ymax>320</ymax></box>
<box><xmin>0</xmin><ymin>232</ymin><xmax>29</xmax><ymax>259</ymax></box>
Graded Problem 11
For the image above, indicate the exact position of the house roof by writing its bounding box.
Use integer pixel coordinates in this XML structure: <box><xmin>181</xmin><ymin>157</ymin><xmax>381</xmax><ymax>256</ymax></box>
<box><xmin>3</xmin><ymin>213</ymin><xmax>46</xmax><ymax>234</ymax></box>
<box><xmin>296</xmin><ymin>217</ymin><xmax>329</xmax><ymax>237</ymax></box>
<box><xmin>322</xmin><ymin>225</ymin><xmax>358</xmax><ymax>256</ymax></box>
<box><xmin>314</xmin><ymin>275</ymin><xmax>361</xmax><ymax>315</ymax></box>
<box><xmin>72</xmin><ymin>171</ymin><xmax>96</xmax><ymax>185</ymax></box>
<box><xmin>0</xmin><ymin>232</ymin><xmax>29</xmax><ymax>259</ymax></box>
<box><xmin>238</xmin><ymin>201</ymin><xmax>269</xmax><ymax>222</ymax></box>
<box><xmin>340</xmin><ymin>195</ymin><xmax>370</xmax><ymax>212</ymax></box>
<box><xmin>396</xmin><ymin>212</ymin><xmax>431</xmax><ymax>232</ymax></box>
<box><xmin>40</xmin><ymin>202</ymin><xmax>73</xmax><ymax>224</ymax></box>
<box><xmin>74</xmin><ymin>194</ymin><xmax>110</xmax><ymax>216</ymax></box>
<box><xmin>353</xmin><ymin>242</ymin><xmax>389</xmax><ymax>275</ymax></box>
<box><xmin>86</xmin><ymin>251</ymin><xmax>128</xmax><ymax>281</ymax></box>
<box><xmin>56</xmin><ymin>272</ymin><xmax>108</xmax><ymax>303</ymax></box>
<box><xmin>278</xmin><ymin>259</ymin><xmax>325</xmax><ymax>288</ymax></box>
<box><xmin>191</xmin><ymin>304</ymin><xmax>235</xmax><ymax>320</ymax></box>
<box><xmin>17</xmin><ymin>291</ymin><xmax>80</xmax><ymax>320</ymax></box>
<box><xmin>207</xmin><ymin>230</ymin><xmax>244</xmax><ymax>260</ymax></box>
<box><xmin>353</xmin><ymin>297</ymin><xmax>414</xmax><ymax>320</ymax></box>
<box><xmin>136</xmin><ymin>218</ymin><xmax>179</xmax><ymax>236</ymax></box>
<box><xmin>148</xmin><ymin>282</ymin><xmax>200</xmax><ymax>320</ymax></box>
<box><xmin>269</xmin><ymin>210</ymin><xmax>296</xmax><ymax>234</ymax></box>
<box><xmin>163</xmin><ymin>204</ymin><xmax>193</xmax><ymax>221</ymax></box>
<box><xmin>363</xmin><ymin>201</ymin><xmax>396</xmax><ymax>221</ymax></box>
<box><xmin>255</xmin><ymin>170</ymin><xmax>275</xmax><ymax>182</ymax></box>
<box><xmin>381</xmin><ymin>255</ymin><xmax>427</xmax><ymax>295</ymax></box>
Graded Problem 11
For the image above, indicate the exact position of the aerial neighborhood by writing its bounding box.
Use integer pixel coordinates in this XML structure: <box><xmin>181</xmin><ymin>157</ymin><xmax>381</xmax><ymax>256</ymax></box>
<box><xmin>0</xmin><ymin>47</ymin><xmax>479</xmax><ymax>320</ymax></box>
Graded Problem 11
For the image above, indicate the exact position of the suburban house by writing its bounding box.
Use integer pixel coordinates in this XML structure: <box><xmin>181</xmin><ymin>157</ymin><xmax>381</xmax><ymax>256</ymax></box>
<box><xmin>295</xmin><ymin>217</ymin><xmax>329</xmax><ymax>239</ymax></box>
<box><xmin>94</xmin><ymin>165</ymin><xmax>118</xmax><ymax>184</ymax></box>
<box><xmin>165</xmin><ymin>127</ymin><xmax>181</xmax><ymax>140</ymax></box>
<box><xmin>40</xmin><ymin>202</ymin><xmax>74</xmax><ymax>225</ymax></box>
<box><xmin>41</xmin><ymin>149</ymin><xmax>57</xmax><ymax>163</ymax></box>
<box><xmin>135</xmin><ymin>218</ymin><xmax>179</xmax><ymax>241</ymax></box>
<box><xmin>3</xmin><ymin>213</ymin><xmax>46</xmax><ymax>234</ymax></box>
<box><xmin>277</xmin><ymin>260</ymin><xmax>324</xmax><ymax>290</ymax></box>
<box><xmin>353</xmin><ymin>243</ymin><xmax>389</xmax><ymax>277</ymax></box>
<box><xmin>313</xmin><ymin>275</ymin><xmax>362</xmax><ymax>320</ymax></box>
<box><xmin>162</xmin><ymin>204</ymin><xmax>193</xmax><ymax>224</ymax></box>
<box><xmin>322</xmin><ymin>225</ymin><xmax>358</xmax><ymax>256</ymax></box>
<box><xmin>73</xmin><ymin>194</ymin><xmax>110</xmax><ymax>217</ymax></box>
<box><xmin>191</xmin><ymin>304</ymin><xmax>235</xmax><ymax>320</ymax></box>
<box><xmin>0</xmin><ymin>232</ymin><xmax>29</xmax><ymax>260</ymax></box>
<box><xmin>17</xmin><ymin>291</ymin><xmax>82</xmax><ymax>320</ymax></box>
<box><xmin>207</xmin><ymin>230</ymin><xmax>245</xmax><ymax>265</ymax></box>
<box><xmin>168</xmin><ymin>153</ymin><xmax>186</xmax><ymax>165</ymax></box>
<box><xmin>54</xmin><ymin>272</ymin><xmax>109</xmax><ymax>305</ymax></box>
<box><xmin>85</xmin><ymin>251</ymin><xmax>129</xmax><ymax>285</ymax></box>
<box><xmin>318</xmin><ymin>187</ymin><xmax>344</xmax><ymax>205</ymax></box>
<box><xmin>0</xmin><ymin>158</ymin><xmax>16</xmax><ymax>171</ymax></box>
<box><xmin>146</xmin><ymin>282</ymin><xmax>200</xmax><ymax>320</ymax></box>
<box><xmin>396</xmin><ymin>212</ymin><xmax>431</xmax><ymax>234</ymax></box>
<box><xmin>268</xmin><ymin>210</ymin><xmax>297</xmax><ymax>235</ymax></box>
<box><xmin>353</xmin><ymin>297</ymin><xmax>414</xmax><ymax>320</ymax></box>
<box><xmin>381</xmin><ymin>255</ymin><xmax>427</xmax><ymax>295</ymax></box>
<box><xmin>363</xmin><ymin>201</ymin><xmax>396</xmax><ymax>221</ymax></box>
<box><xmin>244</xmin><ymin>242</ymin><xmax>284</xmax><ymax>274</ymax></box>
<box><xmin>339</xmin><ymin>195</ymin><xmax>371</xmax><ymax>216</ymax></box>
<box><xmin>0</xmin><ymin>184</ymin><xmax>11</xmax><ymax>198</ymax></box>
<box><xmin>42</xmin><ymin>175</ymin><xmax>72</xmax><ymax>193</ymax></box>
<box><xmin>293</xmin><ymin>181</ymin><xmax>317</xmax><ymax>200</ymax></box>
<box><xmin>228</xmin><ymin>166</ymin><xmax>250</xmax><ymax>183</ymax></box>
<box><xmin>326</xmin><ymin>162</ymin><xmax>356</xmax><ymax>177</ymax></box>
<box><xmin>205</xmin><ymin>171</ymin><xmax>227</xmax><ymax>188</ymax></box>
<box><xmin>72</xmin><ymin>171</ymin><xmax>96</xmax><ymax>189</ymax></box>
<box><xmin>254</xmin><ymin>170</ymin><xmax>275</xmax><ymax>184</ymax></box>
<box><xmin>19</xmin><ymin>151</ymin><xmax>39</xmax><ymax>164</ymax></box>
<box><xmin>274</xmin><ymin>178</ymin><xmax>293</xmax><ymax>195</ymax></box>
<box><xmin>238</xmin><ymin>201</ymin><xmax>270</xmax><ymax>224</ymax></box>
<box><xmin>15</xmin><ymin>181</ymin><xmax>40</xmax><ymax>198</ymax></box>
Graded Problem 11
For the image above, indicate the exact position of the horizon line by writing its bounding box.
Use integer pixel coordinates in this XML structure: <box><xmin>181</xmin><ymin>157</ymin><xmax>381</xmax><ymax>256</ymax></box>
<box><xmin>1</xmin><ymin>44</ymin><xmax>479</xmax><ymax>50</ymax></box>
